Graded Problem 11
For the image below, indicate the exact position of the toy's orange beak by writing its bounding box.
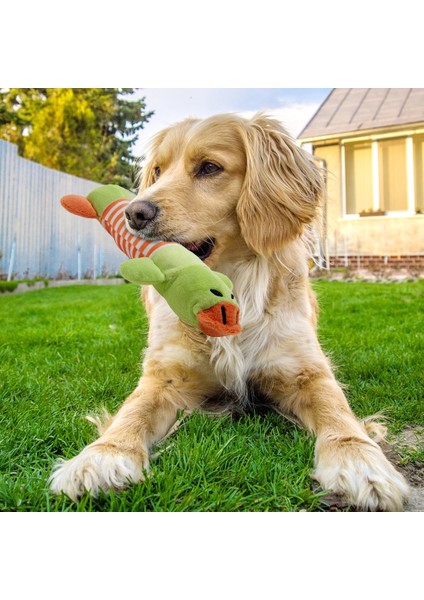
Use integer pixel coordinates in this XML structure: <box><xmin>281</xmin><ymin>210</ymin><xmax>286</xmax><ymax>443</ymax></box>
<box><xmin>197</xmin><ymin>302</ymin><xmax>242</xmax><ymax>337</ymax></box>
<box><xmin>61</xmin><ymin>195</ymin><xmax>98</xmax><ymax>218</ymax></box>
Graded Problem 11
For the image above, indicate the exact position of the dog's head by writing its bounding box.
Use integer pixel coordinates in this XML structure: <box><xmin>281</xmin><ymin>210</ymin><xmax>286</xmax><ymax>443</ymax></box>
<box><xmin>126</xmin><ymin>113</ymin><xmax>324</xmax><ymax>261</ymax></box>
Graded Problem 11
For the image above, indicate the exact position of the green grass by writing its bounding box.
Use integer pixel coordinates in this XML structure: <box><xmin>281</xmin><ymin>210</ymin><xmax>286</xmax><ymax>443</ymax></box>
<box><xmin>0</xmin><ymin>281</ymin><xmax>423</xmax><ymax>512</ymax></box>
<box><xmin>315</xmin><ymin>281</ymin><xmax>424</xmax><ymax>430</ymax></box>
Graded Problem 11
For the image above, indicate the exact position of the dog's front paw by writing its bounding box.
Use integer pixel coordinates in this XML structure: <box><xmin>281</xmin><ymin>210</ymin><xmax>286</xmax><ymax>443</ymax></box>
<box><xmin>49</xmin><ymin>443</ymin><xmax>148</xmax><ymax>502</ymax></box>
<box><xmin>313</xmin><ymin>436</ymin><xmax>410</xmax><ymax>511</ymax></box>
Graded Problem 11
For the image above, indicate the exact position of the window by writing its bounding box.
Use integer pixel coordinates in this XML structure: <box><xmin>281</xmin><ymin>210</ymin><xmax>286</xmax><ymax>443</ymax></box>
<box><xmin>345</xmin><ymin>142</ymin><xmax>373</xmax><ymax>214</ymax></box>
<box><xmin>342</xmin><ymin>135</ymin><xmax>416</xmax><ymax>216</ymax></box>
<box><xmin>378</xmin><ymin>138</ymin><xmax>408</xmax><ymax>212</ymax></box>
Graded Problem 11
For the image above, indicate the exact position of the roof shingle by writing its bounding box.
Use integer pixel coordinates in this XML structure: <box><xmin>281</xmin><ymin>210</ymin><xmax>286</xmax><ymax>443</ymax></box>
<box><xmin>299</xmin><ymin>88</ymin><xmax>424</xmax><ymax>139</ymax></box>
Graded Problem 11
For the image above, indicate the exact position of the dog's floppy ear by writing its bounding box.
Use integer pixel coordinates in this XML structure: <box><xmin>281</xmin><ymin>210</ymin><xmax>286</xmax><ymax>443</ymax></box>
<box><xmin>236</xmin><ymin>114</ymin><xmax>324</xmax><ymax>256</ymax></box>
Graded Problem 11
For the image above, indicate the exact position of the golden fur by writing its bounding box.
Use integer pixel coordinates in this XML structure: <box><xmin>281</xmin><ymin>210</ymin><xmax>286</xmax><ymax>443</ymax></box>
<box><xmin>50</xmin><ymin>113</ymin><xmax>410</xmax><ymax>510</ymax></box>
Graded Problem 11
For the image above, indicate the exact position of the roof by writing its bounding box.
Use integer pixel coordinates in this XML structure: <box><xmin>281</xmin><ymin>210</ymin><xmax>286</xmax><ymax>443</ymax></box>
<box><xmin>299</xmin><ymin>88</ymin><xmax>424</xmax><ymax>140</ymax></box>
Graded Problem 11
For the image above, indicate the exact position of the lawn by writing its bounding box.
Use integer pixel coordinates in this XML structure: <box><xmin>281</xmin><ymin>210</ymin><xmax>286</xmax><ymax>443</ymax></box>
<box><xmin>0</xmin><ymin>281</ymin><xmax>423</xmax><ymax>512</ymax></box>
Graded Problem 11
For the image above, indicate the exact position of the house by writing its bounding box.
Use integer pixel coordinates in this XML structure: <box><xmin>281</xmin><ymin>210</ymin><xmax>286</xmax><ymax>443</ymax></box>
<box><xmin>299</xmin><ymin>88</ymin><xmax>424</xmax><ymax>270</ymax></box>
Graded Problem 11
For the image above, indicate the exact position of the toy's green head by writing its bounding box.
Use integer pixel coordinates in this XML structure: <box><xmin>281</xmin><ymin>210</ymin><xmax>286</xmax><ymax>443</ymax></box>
<box><xmin>121</xmin><ymin>257</ymin><xmax>241</xmax><ymax>337</ymax></box>
<box><xmin>190</xmin><ymin>272</ymin><xmax>240</xmax><ymax>336</ymax></box>
<box><xmin>156</xmin><ymin>264</ymin><xmax>241</xmax><ymax>336</ymax></box>
<box><xmin>168</xmin><ymin>265</ymin><xmax>235</xmax><ymax>311</ymax></box>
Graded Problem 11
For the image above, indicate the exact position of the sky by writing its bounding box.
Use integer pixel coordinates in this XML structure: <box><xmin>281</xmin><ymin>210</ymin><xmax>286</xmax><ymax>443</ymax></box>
<box><xmin>133</xmin><ymin>88</ymin><xmax>331</xmax><ymax>156</ymax></box>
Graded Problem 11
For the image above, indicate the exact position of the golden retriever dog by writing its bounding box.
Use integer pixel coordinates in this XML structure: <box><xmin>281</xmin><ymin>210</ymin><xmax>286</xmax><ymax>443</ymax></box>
<box><xmin>50</xmin><ymin>113</ymin><xmax>410</xmax><ymax>510</ymax></box>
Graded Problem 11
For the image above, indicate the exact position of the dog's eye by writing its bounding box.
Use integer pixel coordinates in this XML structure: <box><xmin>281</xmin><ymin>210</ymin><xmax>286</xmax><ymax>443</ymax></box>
<box><xmin>154</xmin><ymin>167</ymin><xmax>161</xmax><ymax>179</ymax></box>
<box><xmin>197</xmin><ymin>162</ymin><xmax>222</xmax><ymax>177</ymax></box>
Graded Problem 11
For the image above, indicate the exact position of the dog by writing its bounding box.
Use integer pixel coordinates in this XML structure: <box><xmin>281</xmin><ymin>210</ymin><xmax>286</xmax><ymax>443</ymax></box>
<box><xmin>50</xmin><ymin>113</ymin><xmax>410</xmax><ymax>510</ymax></box>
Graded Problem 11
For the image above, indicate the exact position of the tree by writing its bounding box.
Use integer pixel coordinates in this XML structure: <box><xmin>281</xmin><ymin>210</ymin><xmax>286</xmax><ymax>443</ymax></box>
<box><xmin>0</xmin><ymin>88</ymin><xmax>153</xmax><ymax>188</ymax></box>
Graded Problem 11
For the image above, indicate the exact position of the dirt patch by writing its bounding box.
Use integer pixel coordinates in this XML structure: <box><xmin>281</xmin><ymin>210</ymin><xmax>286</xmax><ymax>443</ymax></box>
<box><xmin>317</xmin><ymin>426</ymin><xmax>424</xmax><ymax>512</ymax></box>
<box><xmin>382</xmin><ymin>426</ymin><xmax>424</xmax><ymax>512</ymax></box>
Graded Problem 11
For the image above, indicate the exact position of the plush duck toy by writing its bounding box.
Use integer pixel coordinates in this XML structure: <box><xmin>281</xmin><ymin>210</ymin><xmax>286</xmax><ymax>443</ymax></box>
<box><xmin>60</xmin><ymin>185</ymin><xmax>241</xmax><ymax>337</ymax></box>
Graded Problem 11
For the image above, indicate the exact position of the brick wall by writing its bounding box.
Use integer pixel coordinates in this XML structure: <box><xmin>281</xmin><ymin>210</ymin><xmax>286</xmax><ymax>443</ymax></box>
<box><xmin>328</xmin><ymin>255</ymin><xmax>424</xmax><ymax>270</ymax></box>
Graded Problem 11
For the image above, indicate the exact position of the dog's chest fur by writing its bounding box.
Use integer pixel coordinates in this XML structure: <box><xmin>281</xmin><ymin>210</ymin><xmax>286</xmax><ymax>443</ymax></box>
<box><xmin>209</xmin><ymin>255</ymin><xmax>274</xmax><ymax>398</ymax></box>
<box><xmin>208</xmin><ymin>249</ymin><xmax>313</xmax><ymax>406</ymax></box>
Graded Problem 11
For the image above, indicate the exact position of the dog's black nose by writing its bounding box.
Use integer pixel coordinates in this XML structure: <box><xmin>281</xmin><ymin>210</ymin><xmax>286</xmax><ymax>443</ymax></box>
<box><xmin>125</xmin><ymin>200</ymin><xmax>158</xmax><ymax>231</ymax></box>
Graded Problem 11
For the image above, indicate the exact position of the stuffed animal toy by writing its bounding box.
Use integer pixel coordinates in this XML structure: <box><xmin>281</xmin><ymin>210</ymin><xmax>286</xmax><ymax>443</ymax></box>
<box><xmin>60</xmin><ymin>185</ymin><xmax>241</xmax><ymax>337</ymax></box>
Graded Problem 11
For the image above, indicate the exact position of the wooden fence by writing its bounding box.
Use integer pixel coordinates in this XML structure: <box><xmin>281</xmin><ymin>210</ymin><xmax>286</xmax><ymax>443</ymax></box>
<box><xmin>0</xmin><ymin>140</ymin><xmax>127</xmax><ymax>279</ymax></box>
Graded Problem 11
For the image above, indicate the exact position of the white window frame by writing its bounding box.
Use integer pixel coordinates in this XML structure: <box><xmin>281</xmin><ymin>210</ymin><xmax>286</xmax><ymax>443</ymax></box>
<box><xmin>406</xmin><ymin>136</ymin><xmax>416</xmax><ymax>214</ymax></box>
<box><xmin>371</xmin><ymin>140</ymin><xmax>380</xmax><ymax>211</ymax></box>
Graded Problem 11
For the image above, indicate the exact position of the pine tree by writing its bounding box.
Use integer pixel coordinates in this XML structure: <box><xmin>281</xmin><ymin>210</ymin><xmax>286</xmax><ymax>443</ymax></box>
<box><xmin>0</xmin><ymin>88</ymin><xmax>153</xmax><ymax>188</ymax></box>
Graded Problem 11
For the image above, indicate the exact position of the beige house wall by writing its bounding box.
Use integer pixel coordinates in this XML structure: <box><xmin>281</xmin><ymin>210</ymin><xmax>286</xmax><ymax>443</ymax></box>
<box><xmin>311</xmin><ymin>140</ymin><xmax>424</xmax><ymax>256</ymax></box>
<box><xmin>329</xmin><ymin>215</ymin><xmax>424</xmax><ymax>257</ymax></box>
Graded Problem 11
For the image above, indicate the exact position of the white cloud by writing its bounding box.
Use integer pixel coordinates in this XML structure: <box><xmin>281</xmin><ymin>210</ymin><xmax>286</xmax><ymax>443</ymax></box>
<box><xmin>236</xmin><ymin>102</ymin><xmax>320</xmax><ymax>139</ymax></box>
<box><xmin>133</xmin><ymin>89</ymin><xmax>325</xmax><ymax>156</ymax></box>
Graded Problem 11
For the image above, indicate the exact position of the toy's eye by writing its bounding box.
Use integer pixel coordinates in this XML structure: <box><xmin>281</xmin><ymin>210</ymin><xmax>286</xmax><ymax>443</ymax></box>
<box><xmin>210</xmin><ymin>289</ymin><xmax>223</xmax><ymax>297</ymax></box>
<box><xmin>154</xmin><ymin>167</ymin><xmax>161</xmax><ymax>179</ymax></box>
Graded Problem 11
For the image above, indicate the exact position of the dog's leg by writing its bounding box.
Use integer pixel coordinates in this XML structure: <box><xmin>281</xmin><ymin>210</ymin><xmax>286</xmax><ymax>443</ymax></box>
<box><xmin>50</xmin><ymin>349</ymin><xmax>217</xmax><ymax>501</ymax></box>
<box><xmin>258</xmin><ymin>364</ymin><xmax>410</xmax><ymax>511</ymax></box>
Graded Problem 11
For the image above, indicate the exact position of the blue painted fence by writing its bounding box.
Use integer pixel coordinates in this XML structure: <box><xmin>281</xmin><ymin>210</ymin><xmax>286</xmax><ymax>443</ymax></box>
<box><xmin>0</xmin><ymin>140</ymin><xmax>128</xmax><ymax>279</ymax></box>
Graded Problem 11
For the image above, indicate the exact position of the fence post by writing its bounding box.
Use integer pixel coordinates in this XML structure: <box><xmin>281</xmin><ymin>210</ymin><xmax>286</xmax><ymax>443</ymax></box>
<box><xmin>93</xmin><ymin>243</ymin><xmax>97</xmax><ymax>280</ymax></box>
<box><xmin>77</xmin><ymin>238</ymin><xmax>82</xmax><ymax>281</ymax></box>
<box><xmin>7</xmin><ymin>235</ymin><xmax>16</xmax><ymax>281</ymax></box>
<box><xmin>98</xmin><ymin>245</ymin><xmax>103</xmax><ymax>278</ymax></box>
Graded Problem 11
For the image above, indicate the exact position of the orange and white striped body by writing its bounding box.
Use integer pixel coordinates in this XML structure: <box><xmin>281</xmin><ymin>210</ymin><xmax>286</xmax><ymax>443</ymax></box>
<box><xmin>101</xmin><ymin>199</ymin><xmax>174</xmax><ymax>258</ymax></box>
